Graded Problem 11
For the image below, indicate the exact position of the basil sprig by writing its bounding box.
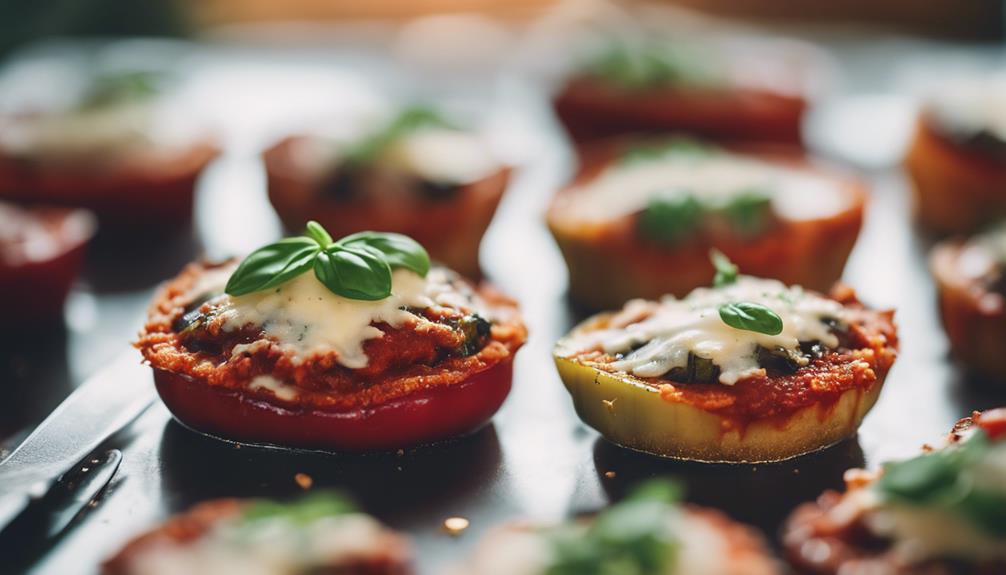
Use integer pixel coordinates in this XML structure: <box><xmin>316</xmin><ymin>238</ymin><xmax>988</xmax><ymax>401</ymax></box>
<box><xmin>877</xmin><ymin>430</ymin><xmax>1006</xmax><ymax>536</ymax></box>
<box><xmin>546</xmin><ymin>480</ymin><xmax>682</xmax><ymax>575</ymax></box>
<box><xmin>225</xmin><ymin>221</ymin><xmax>430</xmax><ymax>300</ymax></box>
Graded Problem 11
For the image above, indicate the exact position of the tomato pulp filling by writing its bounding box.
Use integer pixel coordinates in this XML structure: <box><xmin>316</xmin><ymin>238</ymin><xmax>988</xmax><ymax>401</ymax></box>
<box><xmin>570</xmin><ymin>291</ymin><xmax>897</xmax><ymax>423</ymax></box>
<box><xmin>136</xmin><ymin>263</ymin><xmax>526</xmax><ymax>412</ymax></box>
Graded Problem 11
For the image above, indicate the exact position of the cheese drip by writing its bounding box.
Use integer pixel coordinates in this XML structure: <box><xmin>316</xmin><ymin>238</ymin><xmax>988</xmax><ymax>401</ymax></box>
<box><xmin>209</xmin><ymin>267</ymin><xmax>470</xmax><ymax>369</ymax></box>
<box><xmin>130</xmin><ymin>513</ymin><xmax>393</xmax><ymax>575</ymax></box>
<box><xmin>564</xmin><ymin>277</ymin><xmax>844</xmax><ymax>385</ymax></box>
<box><xmin>563</xmin><ymin>150</ymin><xmax>850</xmax><ymax>224</ymax></box>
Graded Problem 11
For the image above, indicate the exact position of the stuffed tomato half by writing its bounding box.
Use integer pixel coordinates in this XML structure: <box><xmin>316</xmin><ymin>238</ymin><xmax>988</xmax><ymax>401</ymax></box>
<box><xmin>136</xmin><ymin>223</ymin><xmax>526</xmax><ymax>451</ymax></box>
<box><xmin>547</xmin><ymin>137</ymin><xmax>865</xmax><ymax>310</ymax></box>
<box><xmin>265</xmin><ymin>105</ymin><xmax>510</xmax><ymax>279</ymax></box>
<box><xmin>553</xmin><ymin>256</ymin><xmax>897</xmax><ymax>463</ymax></box>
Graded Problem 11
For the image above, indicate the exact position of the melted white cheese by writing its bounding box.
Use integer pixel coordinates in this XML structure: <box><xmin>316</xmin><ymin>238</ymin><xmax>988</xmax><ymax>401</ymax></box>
<box><xmin>928</xmin><ymin>78</ymin><xmax>1006</xmax><ymax>143</ymax></box>
<box><xmin>561</xmin><ymin>151</ymin><xmax>849</xmax><ymax>224</ymax></box>
<box><xmin>383</xmin><ymin>127</ymin><xmax>499</xmax><ymax>184</ymax></box>
<box><xmin>206</xmin><ymin>267</ymin><xmax>470</xmax><ymax>369</ymax></box>
<box><xmin>248</xmin><ymin>375</ymin><xmax>299</xmax><ymax>402</ymax></box>
<box><xmin>128</xmin><ymin>513</ymin><xmax>393</xmax><ymax>575</ymax></box>
<box><xmin>561</xmin><ymin>277</ymin><xmax>845</xmax><ymax>385</ymax></box>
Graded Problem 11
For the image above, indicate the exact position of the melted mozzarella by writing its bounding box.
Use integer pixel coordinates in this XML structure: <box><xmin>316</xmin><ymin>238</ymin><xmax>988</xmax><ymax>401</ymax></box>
<box><xmin>383</xmin><ymin>127</ymin><xmax>499</xmax><ymax>184</ymax></box>
<box><xmin>129</xmin><ymin>513</ymin><xmax>392</xmax><ymax>575</ymax></box>
<box><xmin>561</xmin><ymin>152</ymin><xmax>849</xmax><ymax>224</ymax></box>
<box><xmin>928</xmin><ymin>78</ymin><xmax>1006</xmax><ymax>143</ymax></box>
<box><xmin>204</xmin><ymin>267</ymin><xmax>469</xmax><ymax>369</ymax></box>
<box><xmin>560</xmin><ymin>277</ymin><xmax>844</xmax><ymax>385</ymax></box>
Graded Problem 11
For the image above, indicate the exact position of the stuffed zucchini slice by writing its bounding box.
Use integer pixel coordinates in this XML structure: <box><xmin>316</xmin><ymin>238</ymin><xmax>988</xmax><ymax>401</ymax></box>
<box><xmin>553</xmin><ymin>255</ymin><xmax>898</xmax><ymax>463</ymax></box>
<box><xmin>452</xmin><ymin>480</ymin><xmax>779</xmax><ymax>575</ymax></box>
<box><xmin>931</xmin><ymin>222</ymin><xmax>1006</xmax><ymax>382</ymax></box>
<box><xmin>547</xmin><ymin>137</ymin><xmax>865</xmax><ymax>310</ymax></box>
<box><xmin>103</xmin><ymin>492</ymin><xmax>412</xmax><ymax>575</ymax></box>
<box><xmin>783</xmin><ymin>408</ymin><xmax>1006</xmax><ymax>574</ymax></box>
<box><xmin>905</xmin><ymin>80</ymin><xmax>1006</xmax><ymax>235</ymax></box>
<box><xmin>136</xmin><ymin>222</ymin><xmax>527</xmax><ymax>451</ymax></box>
<box><xmin>265</xmin><ymin>105</ymin><xmax>510</xmax><ymax>279</ymax></box>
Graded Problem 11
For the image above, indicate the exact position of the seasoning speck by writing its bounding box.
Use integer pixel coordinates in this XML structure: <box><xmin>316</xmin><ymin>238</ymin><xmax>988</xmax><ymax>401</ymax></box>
<box><xmin>602</xmin><ymin>399</ymin><xmax>616</xmax><ymax>413</ymax></box>
<box><xmin>604</xmin><ymin>471</ymin><xmax>616</xmax><ymax>479</ymax></box>
<box><xmin>443</xmin><ymin>516</ymin><xmax>470</xmax><ymax>536</ymax></box>
<box><xmin>294</xmin><ymin>473</ymin><xmax>313</xmax><ymax>489</ymax></box>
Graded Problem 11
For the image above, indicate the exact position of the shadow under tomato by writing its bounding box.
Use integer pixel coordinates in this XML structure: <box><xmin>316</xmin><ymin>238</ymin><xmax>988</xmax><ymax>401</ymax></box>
<box><xmin>592</xmin><ymin>435</ymin><xmax>865</xmax><ymax>547</ymax></box>
<box><xmin>157</xmin><ymin>418</ymin><xmax>503</xmax><ymax>528</ymax></box>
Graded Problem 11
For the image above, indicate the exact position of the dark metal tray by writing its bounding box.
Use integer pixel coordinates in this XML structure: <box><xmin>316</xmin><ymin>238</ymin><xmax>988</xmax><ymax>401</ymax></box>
<box><xmin>4</xmin><ymin>35</ymin><xmax>1006</xmax><ymax>575</ymax></box>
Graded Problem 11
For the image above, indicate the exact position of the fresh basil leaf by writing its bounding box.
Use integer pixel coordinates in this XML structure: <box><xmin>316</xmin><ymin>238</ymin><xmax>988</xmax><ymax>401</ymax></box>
<box><xmin>718</xmin><ymin>302</ymin><xmax>784</xmax><ymax>335</ymax></box>
<box><xmin>339</xmin><ymin>231</ymin><xmax>430</xmax><ymax>277</ymax></box>
<box><xmin>81</xmin><ymin>70</ymin><xmax>160</xmax><ymax>111</ymax></box>
<box><xmin>710</xmin><ymin>249</ymin><xmax>738</xmax><ymax>288</ymax></box>
<box><xmin>314</xmin><ymin>244</ymin><xmax>392</xmax><ymax>301</ymax></box>
<box><xmin>225</xmin><ymin>237</ymin><xmax>320</xmax><ymax>296</ymax></box>
<box><xmin>305</xmin><ymin>220</ymin><xmax>333</xmax><ymax>247</ymax></box>
<box><xmin>638</xmin><ymin>192</ymin><xmax>704</xmax><ymax>244</ymax></box>
<box><xmin>722</xmin><ymin>190</ymin><xmax>772</xmax><ymax>236</ymax></box>
<box><xmin>242</xmin><ymin>492</ymin><xmax>356</xmax><ymax>526</ymax></box>
<box><xmin>588</xmin><ymin>40</ymin><xmax>719</xmax><ymax>91</ymax></box>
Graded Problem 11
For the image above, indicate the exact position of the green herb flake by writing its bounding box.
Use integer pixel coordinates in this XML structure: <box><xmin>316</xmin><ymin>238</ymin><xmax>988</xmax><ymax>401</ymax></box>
<box><xmin>80</xmin><ymin>70</ymin><xmax>160</xmax><ymax>111</ymax></box>
<box><xmin>721</xmin><ymin>190</ymin><xmax>773</xmax><ymax>236</ymax></box>
<box><xmin>587</xmin><ymin>40</ymin><xmax>722</xmax><ymax>91</ymax></box>
<box><xmin>718</xmin><ymin>302</ymin><xmax>784</xmax><ymax>335</ymax></box>
<box><xmin>225</xmin><ymin>221</ymin><xmax>431</xmax><ymax>300</ymax></box>
<box><xmin>545</xmin><ymin>480</ymin><xmax>682</xmax><ymax>575</ymax></box>
<box><xmin>710</xmin><ymin>249</ymin><xmax>738</xmax><ymax>288</ymax></box>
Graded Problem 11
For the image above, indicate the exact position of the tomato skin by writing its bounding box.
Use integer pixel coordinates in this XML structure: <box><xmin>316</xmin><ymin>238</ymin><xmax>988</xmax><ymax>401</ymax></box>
<box><xmin>153</xmin><ymin>358</ymin><xmax>514</xmax><ymax>451</ymax></box>
<box><xmin>976</xmin><ymin>408</ymin><xmax>1006</xmax><ymax>441</ymax></box>
<box><xmin>0</xmin><ymin>207</ymin><xmax>94</xmax><ymax>322</ymax></box>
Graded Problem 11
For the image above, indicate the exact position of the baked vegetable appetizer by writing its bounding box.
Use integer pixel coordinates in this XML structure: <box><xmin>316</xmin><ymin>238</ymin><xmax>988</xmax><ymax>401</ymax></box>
<box><xmin>905</xmin><ymin>82</ymin><xmax>1006</xmax><ymax>235</ymax></box>
<box><xmin>103</xmin><ymin>492</ymin><xmax>411</xmax><ymax>575</ymax></box>
<box><xmin>0</xmin><ymin>68</ymin><xmax>217</xmax><ymax>229</ymax></box>
<box><xmin>136</xmin><ymin>222</ymin><xmax>526</xmax><ymax>450</ymax></box>
<box><xmin>553</xmin><ymin>37</ymin><xmax>813</xmax><ymax>145</ymax></box>
<box><xmin>553</xmin><ymin>254</ymin><xmax>898</xmax><ymax>463</ymax></box>
<box><xmin>0</xmin><ymin>201</ymin><xmax>95</xmax><ymax>322</ymax></box>
<box><xmin>547</xmin><ymin>137</ymin><xmax>865</xmax><ymax>309</ymax></box>
<box><xmin>931</xmin><ymin>222</ymin><xmax>1006</xmax><ymax>381</ymax></box>
<box><xmin>453</xmin><ymin>480</ymin><xmax>779</xmax><ymax>575</ymax></box>
<box><xmin>265</xmin><ymin>106</ymin><xmax>510</xmax><ymax>279</ymax></box>
<box><xmin>783</xmin><ymin>408</ymin><xmax>1006</xmax><ymax>574</ymax></box>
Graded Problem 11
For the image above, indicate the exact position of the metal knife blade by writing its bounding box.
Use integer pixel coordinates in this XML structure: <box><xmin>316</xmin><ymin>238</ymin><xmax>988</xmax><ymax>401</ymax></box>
<box><xmin>0</xmin><ymin>349</ymin><xmax>155</xmax><ymax>502</ymax></box>
<box><xmin>0</xmin><ymin>449</ymin><xmax>122</xmax><ymax>570</ymax></box>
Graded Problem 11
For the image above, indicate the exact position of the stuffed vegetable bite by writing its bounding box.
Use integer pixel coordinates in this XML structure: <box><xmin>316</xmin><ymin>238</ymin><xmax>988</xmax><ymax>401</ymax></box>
<box><xmin>783</xmin><ymin>408</ymin><xmax>1006</xmax><ymax>574</ymax></box>
<box><xmin>0</xmin><ymin>67</ymin><xmax>217</xmax><ymax>228</ymax></box>
<box><xmin>931</xmin><ymin>222</ymin><xmax>1006</xmax><ymax>382</ymax></box>
<box><xmin>135</xmin><ymin>222</ymin><xmax>526</xmax><ymax>450</ymax></box>
<box><xmin>453</xmin><ymin>480</ymin><xmax>779</xmax><ymax>575</ymax></box>
<box><xmin>906</xmin><ymin>79</ymin><xmax>1006</xmax><ymax>235</ymax></box>
<box><xmin>553</xmin><ymin>254</ymin><xmax>897</xmax><ymax>463</ymax></box>
<box><xmin>553</xmin><ymin>37</ymin><xmax>815</xmax><ymax>146</ymax></box>
<box><xmin>547</xmin><ymin>137</ymin><xmax>865</xmax><ymax>309</ymax></box>
<box><xmin>103</xmin><ymin>492</ymin><xmax>411</xmax><ymax>575</ymax></box>
<box><xmin>264</xmin><ymin>105</ymin><xmax>510</xmax><ymax>279</ymax></box>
